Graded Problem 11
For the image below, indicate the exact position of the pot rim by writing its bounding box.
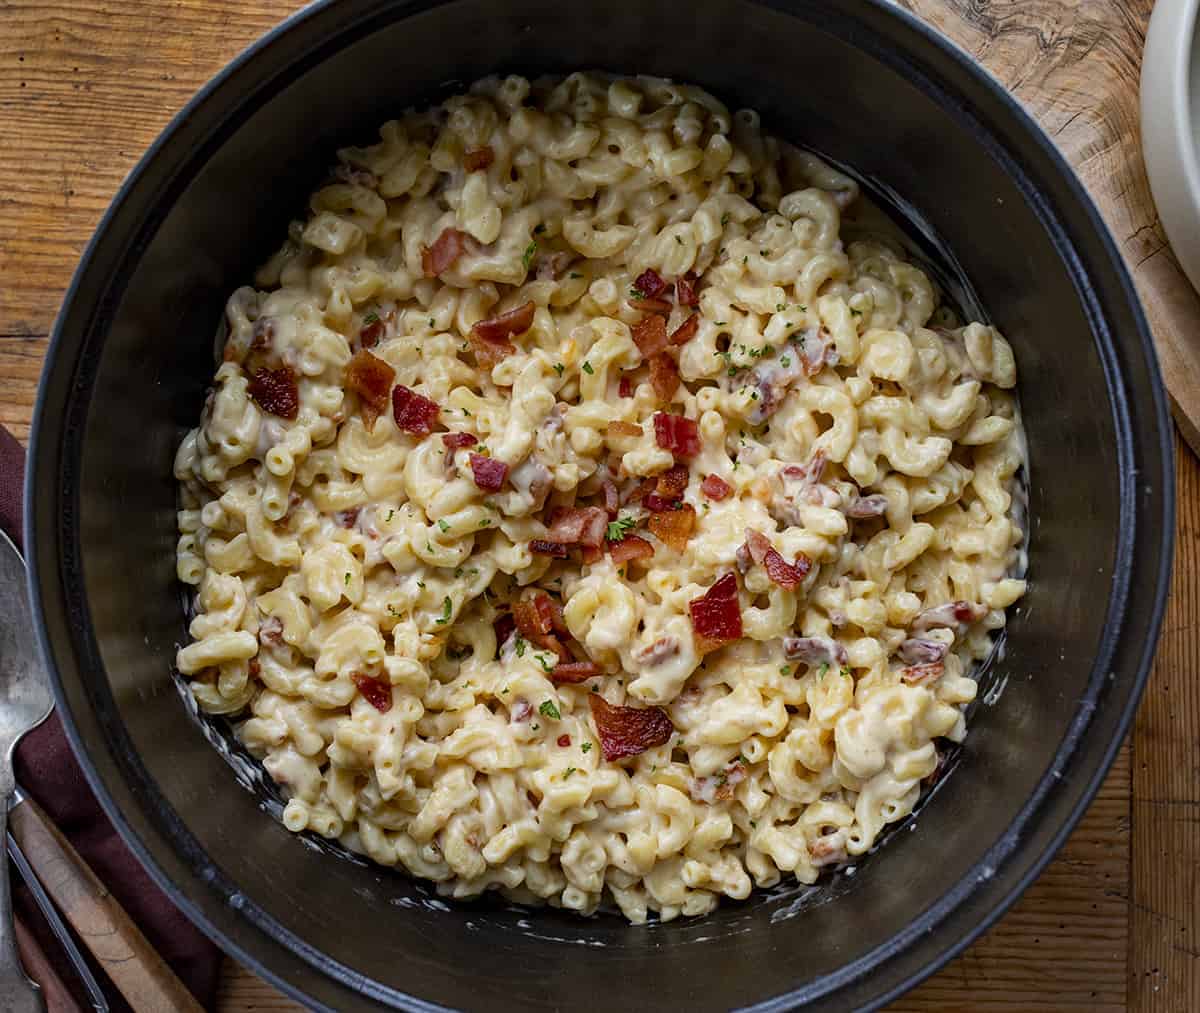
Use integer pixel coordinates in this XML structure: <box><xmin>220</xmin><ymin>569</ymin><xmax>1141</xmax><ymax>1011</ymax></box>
<box><xmin>24</xmin><ymin>1</ymin><xmax>1176</xmax><ymax>1010</ymax></box>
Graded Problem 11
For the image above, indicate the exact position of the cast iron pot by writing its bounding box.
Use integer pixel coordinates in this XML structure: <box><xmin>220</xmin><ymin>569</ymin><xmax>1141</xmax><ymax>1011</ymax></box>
<box><xmin>25</xmin><ymin>0</ymin><xmax>1174</xmax><ymax>1009</ymax></box>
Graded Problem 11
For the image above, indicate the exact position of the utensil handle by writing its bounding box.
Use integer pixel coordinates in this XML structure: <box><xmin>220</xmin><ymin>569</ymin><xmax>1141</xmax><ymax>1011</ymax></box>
<box><xmin>8</xmin><ymin>796</ymin><xmax>202</xmax><ymax>1013</ymax></box>
<box><xmin>0</xmin><ymin>804</ymin><xmax>45</xmax><ymax>1012</ymax></box>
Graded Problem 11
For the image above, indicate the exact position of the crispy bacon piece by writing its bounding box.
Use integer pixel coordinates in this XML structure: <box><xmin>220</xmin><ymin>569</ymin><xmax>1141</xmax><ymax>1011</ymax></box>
<box><xmin>557</xmin><ymin>733</ymin><xmax>572</xmax><ymax>747</ymax></box>
<box><xmin>653</xmin><ymin>412</ymin><xmax>701</xmax><ymax>459</ymax></box>
<box><xmin>607</xmin><ymin>420</ymin><xmax>643</xmax><ymax>438</ymax></box>
<box><xmin>345</xmin><ymin>349</ymin><xmax>395</xmax><ymax>430</ymax></box>
<box><xmin>469</xmin><ymin>453</ymin><xmax>509</xmax><ymax>491</ymax></box>
<box><xmin>629</xmin><ymin>297</ymin><xmax>672</xmax><ymax>314</ymax></box>
<box><xmin>442</xmin><ymin>432</ymin><xmax>478</xmax><ymax>454</ymax></box>
<box><xmin>248</xmin><ymin>367</ymin><xmax>299</xmax><ymax>420</ymax></box>
<box><xmin>463</xmin><ymin>145</ymin><xmax>495</xmax><ymax>172</ymax></box>
<box><xmin>744</xmin><ymin>529</ymin><xmax>771</xmax><ymax>565</ymax></box>
<box><xmin>589</xmin><ymin>694</ymin><xmax>675</xmax><ymax>762</ymax></box>
<box><xmin>473</xmin><ymin>301</ymin><xmax>535</xmax><ymax>343</ymax></box>
<box><xmin>494</xmin><ymin>612</ymin><xmax>516</xmax><ymax>649</ymax></box>
<box><xmin>656</xmin><ymin>464</ymin><xmax>690</xmax><ymax>499</ymax></box>
<box><xmin>552</xmin><ymin>661</ymin><xmax>602</xmax><ymax>684</ymax></box>
<box><xmin>912</xmin><ymin>601</ymin><xmax>987</xmax><ymax>633</ymax></box>
<box><xmin>530</xmin><ymin>540</ymin><xmax>569</xmax><ymax>558</ymax></box>
<box><xmin>513</xmin><ymin>594</ymin><xmax>554</xmax><ymax>640</ymax></box>
<box><xmin>846</xmin><ymin>493</ymin><xmax>889</xmax><ymax>519</ymax></box>
<box><xmin>782</xmin><ymin>636</ymin><xmax>847</xmax><ymax>666</ymax></box>
<box><xmin>351</xmin><ymin>672</ymin><xmax>393</xmax><ymax>713</ymax></box>
<box><xmin>901</xmin><ymin>661</ymin><xmax>945</xmax><ymax>685</ymax></box>
<box><xmin>334</xmin><ymin>508</ymin><xmax>360</xmax><ymax>529</ymax></box>
<box><xmin>609</xmin><ymin>534</ymin><xmax>654</xmax><ymax>565</ymax></box>
<box><xmin>511</xmin><ymin>698</ymin><xmax>533</xmax><ymax>722</ymax></box>
<box><xmin>701</xmin><ymin>474</ymin><xmax>733</xmax><ymax>501</ymax></box>
<box><xmin>648</xmin><ymin>504</ymin><xmax>696</xmax><ymax>552</ymax></box>
<box><xmin>258</xmin><ymin>616</ymin><xmax>284</xmax><ymax>646</ymax></box>
<box><xmin>547</xmin><ymin>506</ymin><xmax>608</xmax><ymax>547</ymax></box>
<box><xmin>675</xmin><ymin>273</ymin><xmax>699</xmax><ymax>307</ymax></box>
<box><xmin>359</xmin><ymin>316</ymin><xmax>385</xmax><ymax>349</ymax></box>
<box><xmin>634</xmin><ymin>636</ymin><xmax>680</xmax><ymax>667</ymax></box>
<box><xmin>421</xmin><ymin>227</ymin><xmax>468</xmax><ymax>278</ymax></box>
<box><xmin>669</xmin><ymin>314</ymin><xmax>700</xmax><ymax>346</ymax></box>
<box><xmin>689</xmin><ymin>572</ymin><xmax>743</xmax><ymax>651</ymax></box>
<box><xmin>641</xmin><ymin>494</ymin><xmax>678</xmax><ymax>512</ymax></box>
<box><xmin>392</xmin><ymin>384</ymin><xmax>439</xmax><ymax>435</ymax></box>
<box><xmin>763</xmin><ymin>549</ymin><xmax>811</xmax><ymax>590</ymax></box>
<box><xmin>898</xmin><ymin>638</ymin><xmax>949</xmax><ymax>665</ymax></box>
<box><xmin>581</xmin><ymin>544</ymin><xmax>603</xmax><ymax>564</ymax></box>
<box><xmin>690</xmin><ymin>759</ymin><xmax>747</xmax><ymax>803</ymax></box>
<box><xmin>619</xmin><ymin>375</ymin><xmax>634</xmax><ymax>398</ymax></box>
<box><xmin>633</xmin><ymin>269</ymin><xmax>668</xmax><ymax>299</ymax></box>
<box><xmin>468</xmin><ymin>331</ymin><xmax>516</xmax><ymax>368</ymax></box>
<box><xmin>649</xmin><ymin>352</ymin><xmax>680</xmax><ymax>402</ymax></box>
<box><xmin>632</xmin><ymin>314</ymin><xmax>669</xmax><ymax>357</ymax></box>
<box><xmin>602</xmin><ymin>479</ymin><xmax>620</xmax><ymax>516</ymax></box>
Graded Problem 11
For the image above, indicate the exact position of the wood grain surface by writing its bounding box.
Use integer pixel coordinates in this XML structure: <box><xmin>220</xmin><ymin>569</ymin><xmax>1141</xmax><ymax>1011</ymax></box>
<box><xmin>0</xmin><ymin>1</ymin><xmax>1195</xmax><ymax>1010</ymax></box>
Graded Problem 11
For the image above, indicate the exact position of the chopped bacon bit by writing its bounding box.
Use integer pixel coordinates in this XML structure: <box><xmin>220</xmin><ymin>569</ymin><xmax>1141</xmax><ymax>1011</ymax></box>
<box><xmin>345</xmin><ymin>349</ymin><xmax>395</xmax><ymax>430</ymax></box>
<box><xmin>468</xmin><ymin>330</ymin><xmax>516</xmax><ymax>369</ymax></box>
<box><xmin>250</xmin><ymin>318</ymin><xmax>275</xmax><ymax>355</ymax></box>
<box><xmin>581</xmin><ymin>544</ymin><xmax>603</xmax><ymax>564</ymax></box>
<box><xmin>649</xmin><ymin>352</ymin><xmax>680</xmax><ymax>401</ymax></box>
<box><xmin>653</xmin><ymin>412</ymin><xmax>701</xmax><ymax>459</ymax></box>
<box><xmin>351</xmin><ymin>672</ymin><xmax>392</xmax><ymax>713</ymax></box>
<box><xmin>609</xmin><ymin>534</ymin><xmax>654</xmax><ymax>565</ymax></box>
<box><xmin>512</xmin><ymin>699</ymin><xmax>533</xmax><ymax>722</ymax></box>
<box><xmin>702</xmin><ymin>474</ymin><xmax>733</xmax><ymax>501</ymax></box>
<box><xmin>552</xmin><ymin>661</ymin><xmax>602</xmax><ymax>684</ymax></box>
<box><xmin>442</xmin><ymin>432</ymin><xmax>478</xmax><ymax>461</ymax></box>
<box><xmin>472</xmin><ymin>300</ymin><xmax>536</xmax><ymax>343</ymax></box>
<box><xmin>607</xmin><ymin>420</ymin><xmax>643</xmax><ymax>438</ymax></box>
<box><xmin>656</xmin><ymin>464</ymin><xmax>690</xmax><ymax>499</ymax></box>
<box><xmin>589</xmin><ymin>694</ymin><xmax>675</xmax><ymax>762</ymax></box>
<box><xmin>391</xmin><ymin>384</ymin><xmax>440</xmax><ymax>435</ymax></box>
<box><xmin>258</xmin><ymin>616</ymin><xmax>284</xmax><ymax>646</ymax></box>
<box><xmin>632</xmin><ymin>314</ymin><xmax>669</xmax><ymax>357</ymax></box>
<box><xmin>530</xmin><ymin>539</ymin><xmax>570</xmax><ymax>558</ymax></box>
<box><xmin>421</xmin><ymin>227</ymin><xmax>468</xmax><ymax>278</ymax></box>
<box><xmin>494</xmin><ymin>612</ymin><xmax>516</xmax><ymax>649</ymax></box>
<box><xmin>912</xmin><ymin>600</ymin><xmax>987</xmax><ymax>632</ymax></box>
<box><xmin>641</xmin><ymin>493</ymin><xmax>679</xmax><ymax>513</ymax></box>
<box><xmin>602</xmin><ymin>480</ymin><xmax>620</xmax><ymax>516</ymax></box>
<box><xmin>846</xmin><ymin>493</ymin><xmax>889</xmax><ymax>519</ymax></box>
<box><xmin>248</xmin><ymin>658</ymin><xmax>261</xmax><ymax>677</ymax></box>
<box><xmin>619</xmin><ymin>375</ymin><xmax>634</xmax><ymax>398</ymax></box>
<box><xmin>463</xmin><ymin>145</ymin><xmax>495</xmax><ymax>172</ymax></box>
<box><xmin>669</xmin><ymin>314</ymin><xmax>700</xmax><ymax>346</ymax></box>
<box><xmin>901</xmin><ymin>661</ymin><xmax>945</xmax><ymax>685</ymax></box>
<box><xmin>689</xmin><ymin>573</ymin><xmax>743</xmax><ymax>650</ymax></box>
<box><xmin>648</xmin><ymin>503</ymin><xmax>696</xmax><ymax>552</ymax></box>
<box><xmin>514</xmin><ymin>596</ymin><xmax>553</xmax><ymax>639</ymax></box>
<box><xmin>782</xmin><ymin>637</ymin><xmax>847</xmax><ymax>666</ymax></box>
<box><xmin>744</xmin><ymin>529</ymin><xmax>771</xmax><ymax>565</ymax></box>
<box><xmin>547</xmin><ymin>506</ymin><xmax>608</xmax><ymax>547</ymax></box>
<box><xmin>334</xmin><ymin>508</ymin><xmax>360</xmax><ymax>529</ymax></box>
<box><xmin>469</xmin><ymin>453</ymin><xmax>509</xmax><ymax>491</ymax></box>
<box><xmin>898</xmin><ymin>638</ymin><xmax>949</xmax><ymax>665</ymax></box>
<box><xmin>763</xmin><ymin>548</ymin><xmax>811</xmax><ymax>590</ymax></box>
<box><xmin>359</xmin><ymin>317</ymin><xmax>385</xmax><ymax>349</ymax></box>
<box><xmin>634</xmin><ymin>636</ymin><xmax>680</xmax><ymax>667</ymax></box>
<box><xmin>628</xmin><ymin>297</ymin><xmax>673</xmax><ymax>314</ymax></box>
<box><xmin>557</xmin><ymin>733</ymin><xmax>572</xmax><ymax>747</ymax></box>
<box><xmin>633</xmin><ymin>269</ymin><xmax>668</xmax><ymax>299</ymax></box>
<box><xmin>675</xmin><ymin>273</ymin><xmax>699</xmax><ymax>307</ymax></box>
<box><xmin>248</xmin><ymin>367</ymin><xmax>299</xmax><ymax>420</ymax></box>
<box><xmin>532</xmin><ymin>594</ymin><xmax>559</xmax><ymax>635</ymax></box>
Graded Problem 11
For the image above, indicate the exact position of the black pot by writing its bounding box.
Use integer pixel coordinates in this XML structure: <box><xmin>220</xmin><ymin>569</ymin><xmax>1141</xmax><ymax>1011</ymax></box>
<box><xmin>25</xmin><ymin>1</ymin><xmax>1174</xmax><ymax>1009</ymax></box>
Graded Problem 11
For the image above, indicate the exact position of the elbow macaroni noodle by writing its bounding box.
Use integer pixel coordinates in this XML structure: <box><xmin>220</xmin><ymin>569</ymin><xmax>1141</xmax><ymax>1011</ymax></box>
<box><xmin>174</xmin><ymin>73</ymin><xmax>1026</xmax><ymax>923</ymax></box>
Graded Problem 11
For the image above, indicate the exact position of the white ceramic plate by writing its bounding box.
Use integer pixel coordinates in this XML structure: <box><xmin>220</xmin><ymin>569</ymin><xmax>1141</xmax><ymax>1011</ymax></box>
<box><xmin>1142</xmin><ymin>0</ymin><xmax>1200</xmax><ymax>294</ymax></box>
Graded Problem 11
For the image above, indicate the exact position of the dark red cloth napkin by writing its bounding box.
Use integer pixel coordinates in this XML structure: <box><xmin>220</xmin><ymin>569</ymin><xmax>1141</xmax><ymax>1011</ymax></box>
<box><xmin>0</xmin><ymin>424</ymin><xmax>222</xmax><ymax>1009</ymax></box>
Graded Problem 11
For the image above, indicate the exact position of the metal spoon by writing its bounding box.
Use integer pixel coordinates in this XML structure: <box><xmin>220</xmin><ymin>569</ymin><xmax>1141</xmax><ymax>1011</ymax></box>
<box><xmin>0</xmin><ymin>529</ymin><xmax>54</xmax><ymax>1012</ymax></box>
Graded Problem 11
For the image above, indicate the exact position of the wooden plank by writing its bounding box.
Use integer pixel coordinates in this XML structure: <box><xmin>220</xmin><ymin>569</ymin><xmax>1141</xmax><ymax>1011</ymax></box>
<box><xmin>1130</xmin><ymin>431</ymin><xmax>1200</xmax><ymax>1010</ymax></box>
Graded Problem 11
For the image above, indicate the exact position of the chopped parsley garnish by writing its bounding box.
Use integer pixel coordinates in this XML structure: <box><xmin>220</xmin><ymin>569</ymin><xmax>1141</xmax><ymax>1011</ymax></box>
<box><xmin>436</xmin><ymin>596</ymin><xmax>452</xmax><ymax>624</ymax></box>
<box><xmin>553</xmin><ymin>362</ymin><xmax>565</xmax><ymax>376</ymax></box>
<box><xmin>564</xmin><ymin>766</ymin><xmax>577</xmax><ymax>777</ymax></box>
<box><xmin>515</xmin><ymin>636</ymin><xmax>527</xmax><ymax>657</ymax></box>
<box><xmin>780</xmin><ymin>665</ymin><xmax>790</xmax><ymax>676</ymax></box>
<box><xmin>581</xmin><ymin>741</ymin><xmax>592</xmax><ymax>753</ymax></box>
<box><xmin>780</xmin><ymin>355</ymin><xmax>791</xmax><ymax>368</ymax></box>
<box><xmin>581</xmin><ymin>361</ymin><xmax>594</xmax><ymax>375</ymax></box>
<box><xmin>386</xmin><ymin>509</ymin><xmax>395</xmax><ymax>521</ymax></box>
<box><xmin>569</xmin><ymin>271</ymin><xmax>583</xmax><ymax>279</ymax></box>
<box><xmin>606</xmin><ymin>515</ymin><xmax>637</xmax><ymax>541</ymax></box>
<box><xmin>479</xmin><ymin>518</ymin><xmax>491</xmax><ymax>527</ymax></box>
<box><xmin>817</xmin><ymin>662</ymin><xmax>830</xmax><ymax>678</ymax></box>
<box><xmin>343</xmin><ymin>572</ymin><xmax>351</xmax><ymax>586</ymax></box>
<box><xmin>841</xmin><ymin>665</ymin><xmax>852</xmax><ymax>677</ymax></box>
<box><xmin>776</xmin><ymin>303</ymin><xmax>785</xmax><ymax>312</ymax></box>
<box><xmin>437</xmin><ymin>519</ymin><xmax>450</xmax><ymax>533</ymax></box>
<box><xmin>850</xmin><ymin>308</ymin><xmax>863</xmax><ymax>317</ymax></box>
<box><xmin>536</xmin><ymin>653</ymin><xmax>554</xmax><ymax>673</ymax></box>
<box><xmin>429</xmin><ymin>317</ymin><xmax>435</xmax><ymax>327</ymax></box>
<box><xmin>522</xmin><ymin>241</ymin><xmax>538</xmax><ymax>271</ymax></box>
<box><xmin>539</xmin><ymin>699</ymin><xmax>561</xmax><ymax>720</ymax></box>
<box><xmin>720</xmin><ymin>212</ymin><xmax>731</xmax><ymax>226</ymax></box>
<box><xmin>416</xmin><ymin>579</ymin><xmax>426</xmax><ymax>589</ymax></box>
<box><xmin>534</xmin><ymin>223</ymin><xmax>546</xmax><ymax>234</ymax></box>
<box><xmin>674</xmin><ymin>235</ymin><xmax>683</xmax><ymax>245</ymax></box>
<box><xmin>363</xmin><ymin>310</ymin><xmax>380</xmax><ymax>325</ymax></box>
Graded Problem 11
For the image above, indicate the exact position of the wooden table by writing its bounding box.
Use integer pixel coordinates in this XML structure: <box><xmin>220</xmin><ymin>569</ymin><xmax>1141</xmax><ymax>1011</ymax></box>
<box><xmin>1</xmin><ymin>1</ymin><xmax>1196</xmax><ymax>1009</ymax></box>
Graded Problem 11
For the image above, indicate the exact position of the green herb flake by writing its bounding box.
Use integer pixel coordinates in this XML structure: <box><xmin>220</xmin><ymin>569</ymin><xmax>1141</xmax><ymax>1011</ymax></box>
<box><xmin>515</xmin><ymin>636</ymin><xmax>527</xmax><ymax>657</ymax></box>
<box><xmin>539</xmin><ymin>699</ymin><xmax>561</xmax><ymax>720</ymax></box>
<box><xmin>436</xmin><ymin>596</ymin><xmax>452</xmax><ymax>625</ymax></box>
<box><xmin>522</xmin><ymin>241</ymin><xmax>538</xmax><ymax>271</ymax></box>
<box><xmin>818</xmin><ymin>661</ymin><xmax>830</xmax><ymax>678</ymax></box>
<box><xmin>776</xmin><ymin>303</ymin><xmax>785</xmax><ymax>312</ymax></box>
<box><xmin>606</xmin><ymin>515</ymin><xmax>637</xmax><ymax>542</ymax></box>
<box><xmin>674</xmin><ymin>235</ymin><xmax>683</xmax><ymax>245</ymax></box>
<box><xmin>569</xmin><ymin>271</ymin><xmax>583</xmax><ymax>279</ymax></box>
<box><xmin>534</xmin><ymin>223</ymin><xmax>546</xmax><ymax>235</ymax></box>
<box><xmin>581</xmin><ymin>741</ymin><xmax>592</xmax><ymax>753</ymax></box>
<box><xmin>363</xmin><ymin>310</ymin><xmax>380</xmax><ymax>325</ymax></box>
<box><xmin>416</xmin><ymin>579</ymin><xmax>426</xmax><ymax>589</ymax></box>
<box><xmin>438</xmin><ymin>519</ymin><xmax>450</xmax><ymax>533</ymax></box>
<box><xmin>344</xmin><ymin>572</ymin><xmax>351</xmax><ymax>586</ymax></box>
<box><xmin>479</xmin><ymin>518</ymin><xmax>491</xmax><ymax>528</ymax></box>
<box><xmin>429</xmin><ymin>317</ymin><xmax>435</xmax><ymax>327</ymax></box>
<box><xmin>720</xmin><ymin>212</ymin><xmax>731</xmax><ymax>226</ymax></box>
<box><xmin>581</xmin><ymin>361</ymin><xmax>594</xmax><ymax>375</ymax></box>
<box><xmin>386</xmin><ymin>509</ymin><xmax>396</xmax><ymax>521</ymax></box>
<box><xmin>850</xmin><ymin>308</ymin><xmax>863</xmax><ymax>317</ymax></box>
<box><xmin>536</xmin><ymin>653</ymin><xmax>554</xmax><ymax>673</ymax></box>
<box><xmin>841</xmin><ymin>665</ymin><xmax>852</xmax><ymax>677</ymax></box>
<box><xmin>553</xmin><ymin>362</ymin><xmax>565</xmax><ymax>376</ymax></box>
<box><xmin>780</xmin><ymin>355</ymin><xmax>791</xmax><ymax>368</ymax></box>
<box><xmin>780</xmin><ymin>665</ymin><xmax>790</xmax><ymax>676</ymax></box>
